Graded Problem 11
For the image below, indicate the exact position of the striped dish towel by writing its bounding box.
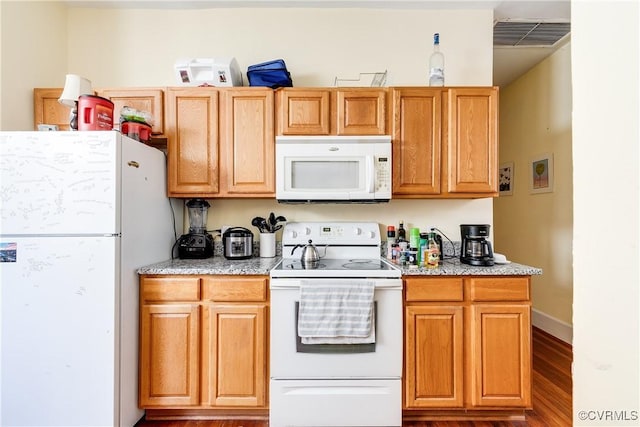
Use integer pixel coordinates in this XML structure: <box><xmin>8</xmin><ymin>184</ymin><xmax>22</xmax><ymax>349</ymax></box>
<box><xmin>298</xmin><ymin>280</ymin><xmax>375</xmax><ymax>344</ymax></box>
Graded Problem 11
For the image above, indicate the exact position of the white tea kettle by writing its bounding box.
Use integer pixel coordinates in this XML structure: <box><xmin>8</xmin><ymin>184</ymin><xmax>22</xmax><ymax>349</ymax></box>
<box><xmin>291</xmin><ymin>239</ymin><xmax>327</xmax><ymax>267</ymax></box>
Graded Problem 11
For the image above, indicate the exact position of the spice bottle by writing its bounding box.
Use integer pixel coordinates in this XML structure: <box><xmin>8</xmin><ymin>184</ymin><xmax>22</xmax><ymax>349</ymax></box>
<box><xmin>397</xmin><ymin>221</ymin><xmax>406</xmax><ymax>242</ymax></box>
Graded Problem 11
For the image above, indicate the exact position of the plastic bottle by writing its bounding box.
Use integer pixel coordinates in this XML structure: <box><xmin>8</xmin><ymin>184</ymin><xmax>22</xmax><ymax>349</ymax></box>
<box><xmin>409</xmin><ymin>228</ymin><xmax>420</xmax><ymax>250</ymax></box>
<box><xmin>386</xmin><ymin>226</ymin><xmax>396</xmax><ymax>260</ymax></box>
<box><xmin>429</xmin><ymin>33</ymin><xmax>445</xmax><ymax>86</ymax></box>
<box><xmin>419</xmin><ymin>232</ymin><xmax>429</xmax><ymax>267</ymax></box>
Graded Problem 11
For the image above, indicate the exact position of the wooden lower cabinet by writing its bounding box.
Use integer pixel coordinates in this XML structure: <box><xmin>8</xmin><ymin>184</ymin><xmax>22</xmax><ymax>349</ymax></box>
<box><xmin>404</xmin><ymin>276</ymin><xmax>532</xmax><ymax>420</ymax></box>
<box><xmin>139</xmin><ymin>303</ymin><xmax>201</xmax><ymax>406</ymax></box>
<box><xmin>203</xmin><ymin>303</ymin><xmax>267</xmax><ymax>407</ymax></box>
<box><xmin>467</xmin><ymin>303</ymin><xmax>532</xmax><ymax>408</ymax></box>
<box><xmin>405</xmin><ymin>305</ymin><xmax>464</xmax><ymax>408</ymax></box>
<box><xmin>139</xmin><ymin>275</ymin><xmax>269</xmax><ymax>417</ymax></box>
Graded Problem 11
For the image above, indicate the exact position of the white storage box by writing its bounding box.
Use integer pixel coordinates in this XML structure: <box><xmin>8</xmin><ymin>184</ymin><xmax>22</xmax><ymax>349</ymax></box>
<box><xmin>174</xmin><ymin>57</ymin><xmax>243</xmax><ymax>87</ymax></box>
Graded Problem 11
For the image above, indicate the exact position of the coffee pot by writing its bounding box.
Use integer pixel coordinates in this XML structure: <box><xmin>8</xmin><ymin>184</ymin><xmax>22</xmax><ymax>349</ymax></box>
<box><xmin>460</xmin><ymin>224</ymin><xmax>494</xmax><ymax>266</ymax></box>
<box><xmin>291</xmin><ymin>239</ymin><xmax>327</xmax><ymax>268</ymax></box>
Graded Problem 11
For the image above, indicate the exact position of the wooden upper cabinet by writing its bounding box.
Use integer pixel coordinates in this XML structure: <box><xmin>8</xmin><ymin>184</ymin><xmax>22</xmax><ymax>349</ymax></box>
<box><xmin>446</xmin><ymin>87</ymin><xmax>498</xmax><ymax>194</ymax></box>
<box><xmin>33</xmin><ymin>88</ymin><xmax>73</xmax><ymax>131</ymax></box>
<box><xmin>276</xmin><ymin>89</ymin><xmax>331</xmax><ymax>135</ymax></box>
<box><xmin>166</xmin><ymin>87</ymin><xmax>219</xmax><ymax>197</ymax></box>
<box><xmin>96</xmin><ymin>87</ymin><xmax>165</xmax><ymax>135</ymax></box>
<box><xmin>391</xmin><ymin>88</ymin><xmax>442</xmax><ymax>196</ymax></box>
<box><xmin>219</xmin><ymin>88</ymin><xmax>275</xmax><ymax>197</ymax></box>
<box><xmin>275</xmin><ymin>88</ymin><xmax>387</xmax><ymax>135</ymax></box>
<box><xmin>336</xmin><ymin>89</ymin><xmax>387</xmax><ymax>135</ymax></box>
<box><xmin>392</xmin><ymin>86</ymin><xmax>499</xmax><ymax>198</ymax></box>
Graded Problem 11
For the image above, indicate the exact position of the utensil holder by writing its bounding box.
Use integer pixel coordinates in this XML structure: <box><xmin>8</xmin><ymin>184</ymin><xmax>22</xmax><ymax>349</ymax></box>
<box><xmin>260</xmin><ymin>233</ymin><xmax>276</xmax><ymax>258</ymax></box>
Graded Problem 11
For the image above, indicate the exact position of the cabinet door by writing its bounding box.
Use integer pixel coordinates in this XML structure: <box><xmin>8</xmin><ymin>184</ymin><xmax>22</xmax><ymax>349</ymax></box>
<box><xmin>405</xmin><ymin>305</ymin><xmax>464</xmax><ymax>408</ymax></box>
<box><xmin>219</xmin><ymin>89</ymin><xmax>275</xmax><ymax>196</ymax></box>
<box><xmin>447</xmin><ymin>87</ymin><xmax>498</xmax><ymax>194</ymax></box>
<box><xmin>166</xmin><ymin>88</ymin><xmax>219</xmax><ymax>197</ymax></box>
<box><xmin>33</xmin><ymin>88</ymin><xmax>72</xmax><ymax>131</ymax></box>
<box><xmin>139</xmin><ymin>303</ymin><xmax>200</xmax><ymax>407</ymax></box>
<box><xmin>203</xmin><ymin>303</ymin><xmax>268</xmax><ymax>407</ymax></box>
<box><xmin>276</xmin><ymin>89</ymin><xmax>331</xmax><ymax>135</ymax></box>
<box><xmin>97</xmin><ymin>88</ymin><xmax>165</xmax><ymax>135</ymax></box>
<box><xmin>391</xmin><ymin>88</ymin><xmax>442</xmax><ymax>196</ymax></box>
<box><xmin>336</xmin><ymin>89</ymin><xmax>387</xmax><ymax>135</ymax></box>
<box><xmin>468</xmin><ymin>304</ymin><xmax>532</xmax><ymax>408</ymax></box>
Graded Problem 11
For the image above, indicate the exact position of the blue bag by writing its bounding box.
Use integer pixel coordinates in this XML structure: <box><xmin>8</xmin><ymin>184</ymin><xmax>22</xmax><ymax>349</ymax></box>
<box><xmin>247</xmin><ymin>59</ymin><xmax>293</xmax><ymax>88</ymax></box>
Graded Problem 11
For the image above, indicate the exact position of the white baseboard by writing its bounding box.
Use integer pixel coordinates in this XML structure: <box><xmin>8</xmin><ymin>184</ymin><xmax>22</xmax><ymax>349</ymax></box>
<box><xmin>532</xmin><ymin>308</ymin><xmax>573</xmax><ymax>345</ymax></box>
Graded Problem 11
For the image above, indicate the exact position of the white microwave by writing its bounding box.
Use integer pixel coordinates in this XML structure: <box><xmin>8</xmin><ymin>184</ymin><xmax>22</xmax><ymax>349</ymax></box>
<box><xmin>275</xmin><ymin>135</ymin><xmax>392</xmax><ymax>203</ymax></box>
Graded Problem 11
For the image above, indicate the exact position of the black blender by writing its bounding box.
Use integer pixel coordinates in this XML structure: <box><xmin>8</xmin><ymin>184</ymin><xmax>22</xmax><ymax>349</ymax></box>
<box><xmin>177</xmin><ymin>199</ymin><xmax>214</xmax><ymax>259</ymax></box>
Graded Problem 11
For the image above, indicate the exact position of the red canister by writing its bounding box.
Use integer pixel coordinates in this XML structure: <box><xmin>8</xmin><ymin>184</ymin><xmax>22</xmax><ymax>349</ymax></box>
<box><xmin>121</xmin><ymin>121</ymin><xmax>152</xmax><ymax>143</ymax></box>
<box><xmin>77</xmin><ymin>95</ymin><xmax>114</xmax><ymax>131</ymax></box>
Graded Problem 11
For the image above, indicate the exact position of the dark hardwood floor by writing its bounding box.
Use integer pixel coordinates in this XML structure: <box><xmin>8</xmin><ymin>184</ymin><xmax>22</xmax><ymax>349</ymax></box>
<box><xmin>136</xmin><ymin>327</ymin><xmax>572</xmax><ymax>427</ymax></box>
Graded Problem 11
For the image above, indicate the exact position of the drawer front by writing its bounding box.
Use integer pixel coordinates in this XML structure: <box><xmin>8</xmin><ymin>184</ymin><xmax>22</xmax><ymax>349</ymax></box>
<box><xmin>140</xmin><ymin>276</ymin><xmax>201</xmax><ymax>302</ymax></box>
<box><xmin>405</xmin><ymin>277</ymin><xmax>464</xmax><ymax>302</ymax></box>
<box><xmin>468</xmin><ymin>277</ymin><xmax>530</xmax><ymax>301</ymax></box>
<box><xmin>202</xmin><ymin>276</ymin><xmax>268</xmax><ymax>302</ymax></box>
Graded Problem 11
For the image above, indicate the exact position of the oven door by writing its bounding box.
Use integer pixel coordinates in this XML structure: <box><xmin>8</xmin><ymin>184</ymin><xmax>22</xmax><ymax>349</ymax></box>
<box><xmin>270</xmin><ymin>278</ymin><xmax>402</xmax><ymax>379</ymax></box>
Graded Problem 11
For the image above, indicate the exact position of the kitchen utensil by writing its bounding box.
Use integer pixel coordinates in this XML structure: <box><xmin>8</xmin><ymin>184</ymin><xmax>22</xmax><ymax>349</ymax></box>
<box><xmin>460</xmin><ymin>224</ymin><xmax>494</xmax><ymax>266</ymax></box>
<box><xmin>223</xmin><ymin>227</ymin><xmax>254</xmax><ymax>260</ymax></box>
<box><xmin>290</xmin><ymin>239</ymin><xmax>327</xmax><ymax>267</ymax></box>
<box><xmin>252</xmin><ymin>213</ymin><xmax>287</xmax><ymax>233</ymax></box>
<box><xmin>252</xmin><ymin>216</ymin><xmax>265</xmax><ymax>232</ymax></box>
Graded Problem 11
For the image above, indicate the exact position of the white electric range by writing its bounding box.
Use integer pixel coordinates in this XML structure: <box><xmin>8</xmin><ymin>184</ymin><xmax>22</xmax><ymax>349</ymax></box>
<box><xmin>269</xmin><ymin>222</ymin><xmax>402</xmax><ymax>427</ymax></box>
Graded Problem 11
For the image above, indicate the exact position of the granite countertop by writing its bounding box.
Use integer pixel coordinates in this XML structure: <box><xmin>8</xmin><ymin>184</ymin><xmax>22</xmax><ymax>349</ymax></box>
<box><xmin>138</xmin><ymin>255</ymin><xmax>541</xmax><ymax>276</ymax></box>
<box><xmin>138</xmin><ymin>256</ymin><xmax>282</xmax><ymax>276</ymax></box>
<box><xmin>398</xmin><ymin>257</ymin><xmax>542</xmax><ymax>276</ymax></box>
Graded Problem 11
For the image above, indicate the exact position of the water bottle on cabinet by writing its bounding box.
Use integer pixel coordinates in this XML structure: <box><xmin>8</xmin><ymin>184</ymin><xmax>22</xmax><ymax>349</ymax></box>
<box><xmin>429</xmin><ymin>33</ymin><xmax>445</xmax><ymax>86</ymax></box>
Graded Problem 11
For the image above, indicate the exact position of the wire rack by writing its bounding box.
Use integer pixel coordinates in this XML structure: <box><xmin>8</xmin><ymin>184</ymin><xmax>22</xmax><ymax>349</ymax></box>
<box><xmin>333</xmin><ymin>70</ymin><xmax>387</xmax><ymax>87</ymax></box>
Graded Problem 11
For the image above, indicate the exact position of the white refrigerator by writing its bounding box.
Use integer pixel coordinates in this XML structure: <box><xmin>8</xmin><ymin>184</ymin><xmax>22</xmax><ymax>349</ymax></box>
<box><xmin>0</xmin><ymin>131</ymin><xmax>182</xmax><ymax>427</ymax></box>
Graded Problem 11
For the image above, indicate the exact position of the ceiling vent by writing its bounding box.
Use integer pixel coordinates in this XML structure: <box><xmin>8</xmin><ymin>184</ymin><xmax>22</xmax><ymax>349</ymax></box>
<box><xmin>494</xmin><ymin>21</ymin><xmax>570</xmax><ymax>47</ymax></box>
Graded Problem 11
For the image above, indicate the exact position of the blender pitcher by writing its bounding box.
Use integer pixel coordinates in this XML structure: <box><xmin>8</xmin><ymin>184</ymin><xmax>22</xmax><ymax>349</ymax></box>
<box><xmin>186</xmin><ymin>199</ymin><xmax>210</xmax><ymax>233</ymax></box>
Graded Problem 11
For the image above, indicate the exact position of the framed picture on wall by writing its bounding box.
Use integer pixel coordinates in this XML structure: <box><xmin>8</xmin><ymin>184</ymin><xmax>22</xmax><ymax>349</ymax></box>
<box><xmin>499</xmin><ymin>162</ymin><xmax>514</xmax><ymax>196</ymax></box>
<box><xmin>529</xmin><ymin>153</ymin><xmax>554</xmax><ymax>194</ymax></box>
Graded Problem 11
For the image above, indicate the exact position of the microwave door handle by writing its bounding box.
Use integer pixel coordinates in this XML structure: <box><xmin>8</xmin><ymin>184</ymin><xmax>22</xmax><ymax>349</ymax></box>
<box><xmin>366</xmin><ymin>156</ymin><xmax>375</xmax><ymax>193</ymax></box>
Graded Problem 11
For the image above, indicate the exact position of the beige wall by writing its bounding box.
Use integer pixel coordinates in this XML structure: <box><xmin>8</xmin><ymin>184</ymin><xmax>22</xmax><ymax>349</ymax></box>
<box><xmin>572</xmin><ymin>1</ymin><xmax>639</xmax><ymax>422</ymax></box>
<box><xmin>494</xmin><ymin>42</ymin><xmax>573</xmax><ymax>332</ymax></box>
<box><xmin>0</xmin><ymin>1</ymin><xmax>68</xmax><ymax>130</ymax></box>
<box><xmin>1</xmin><ymin>2</ymin><xmax>497</xmax><ymax>241</ymax></box>
<box><xmin>63</xmin><ymin>7</ymin><xmax>492</xmax><ymax>88</ymax></box>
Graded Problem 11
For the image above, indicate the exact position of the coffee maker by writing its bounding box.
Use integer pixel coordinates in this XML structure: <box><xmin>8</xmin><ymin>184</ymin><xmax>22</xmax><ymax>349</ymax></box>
<box><xmin>177</xmin><ymin>199</ymin><xmax>214</xmax><ymax>259</ymax></box>
<box><xmin>460</xmin><ymin>224</ymin><xmax>494</xmax><ymax>266</ymax></box>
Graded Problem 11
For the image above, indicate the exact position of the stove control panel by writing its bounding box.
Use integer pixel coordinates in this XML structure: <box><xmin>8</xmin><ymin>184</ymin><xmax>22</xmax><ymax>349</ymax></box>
<box><xmin>283</xmin><ymin>222</ymin><xmax>381</xmax><ymax>246</ymax></box>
